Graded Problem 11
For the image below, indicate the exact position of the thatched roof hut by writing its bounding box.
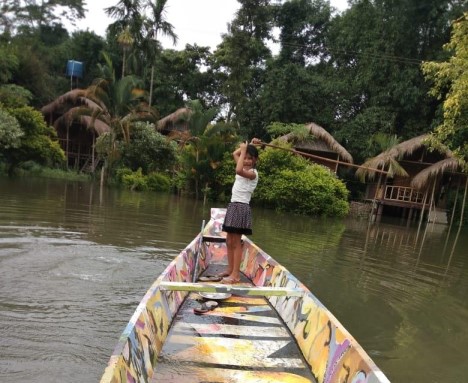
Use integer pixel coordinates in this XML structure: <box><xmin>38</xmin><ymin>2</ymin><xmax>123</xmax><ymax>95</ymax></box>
<box><xmin>156</xmin><ymin>108</ymin><xmax>192</xmax><ymax>134</ymax></box>
<box><xmin>356</xmin><ymin>133</ymin><xmax>463</xmax><ymax>222</ymax></box>
<box><xmin>278</xmin><ymin>122</ymin><xmax>353</xmax><ymax>167</ymax></box>
<box><xmin>356</xmin><ymin>134</ymin><xmax>433</xmax><ymax>181</ymax></box>
<box><xmin>41</xmin><ymin>89</ymin><xmax>87</xmax><ymax>117</ymax></box>
<box><xmin>411</xmin><ymin>157</ymin><xmax>461</xmax><ymax>190</ymax></box>
<box><xmin>41</xmin><ymin>89</ymin><xmax>111</xmax><ymax>136</ymax></box>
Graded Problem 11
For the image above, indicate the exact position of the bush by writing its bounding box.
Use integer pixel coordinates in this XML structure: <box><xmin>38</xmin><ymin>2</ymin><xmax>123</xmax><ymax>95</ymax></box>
<box><xmin>121</xmin><ymin>168</ymin><xmax>148</xmax><ymax>191</ymax></box>
<box><xmin>2</xmin><ymin>106</ymin><xmax>65</xmax><ymax>174</ymax></box>
<box><xmin>0</xmin><ymin>109</ymin><xmax>23</xmax><ymax>150</ymax></box>
<box><xmin>255</xmin><ymin>145</ymin><xmax>350</xmax><ymax>217</ymax></box>
<box><xmin>120</xmin><ymin>123</ymin><xmax>178</xmax><ymax>174</ymax></box>
<box><xmin>115</xmin><ymin>167</ymin><xmax>133</xmax><ymax>183</ymax></box>
<box><xmin>116</xmin><ymin>168</ymin><xmax>171</xmax><ymax>193</ymax></box>
<box><xmin>146</xmin><ymin>172</ymin><xmax>171</xmax><ymax>191</ymax></box>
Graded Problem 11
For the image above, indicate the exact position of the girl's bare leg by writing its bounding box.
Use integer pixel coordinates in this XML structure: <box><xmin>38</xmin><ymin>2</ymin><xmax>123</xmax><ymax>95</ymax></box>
<box><xmin>220</xmin><ymin>233</ymin><xmax>235</xmax><ymax>277</ymax></box>
<box><xmin>228</xmin><ymin>233</ymin><xmax>242</xmax><ymax>281</ymax></box>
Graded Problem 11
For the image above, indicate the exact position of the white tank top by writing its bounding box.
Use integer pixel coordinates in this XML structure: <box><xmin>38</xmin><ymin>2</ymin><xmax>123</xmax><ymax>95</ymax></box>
<box><xmin>231</xmin><ymin>169</ymin><xmax>258</xmax><ymax>204</ymax></box>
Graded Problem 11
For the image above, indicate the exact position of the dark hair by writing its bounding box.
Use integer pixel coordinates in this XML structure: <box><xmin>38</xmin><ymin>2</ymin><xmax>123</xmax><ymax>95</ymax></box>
<box><xmin>247</xmin><ymin>144</ymin><xmax>259</xmax><ymax>159</ymax></box>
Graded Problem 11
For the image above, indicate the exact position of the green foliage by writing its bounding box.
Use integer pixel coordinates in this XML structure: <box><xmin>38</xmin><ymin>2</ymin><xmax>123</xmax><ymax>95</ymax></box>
<box><xmin>276</xmin><ymin>0</ymin><xmax>332</xmax><ymax>65</ymax></box>
<box><xmin>7</xmin><ymin>0</ymin><xmax>86</xmax><ymax>29</ymax></box>
<box><xmin>422</xmin><ymin>13</ymin><xmax>468</xmax><ymax>169</ymax></box>
<box><xmin>363</xmin><ymin>132</ymin><xmax>401</xmax><ymax>163</ymax></box>
<box><xmin>1</xmin><ymin>106</ymin><xmax>65</xmax><ymax>174</ymax></box>
<box><xmin>327</xmin><ymin>0</ymin><xmax>466</xmax><ymax>159</ymax></box>
<box><xmin>0</xmin><ymin>0</ymin><xmax>465</xmax><ymax>191</ymax></box>
<box><xmin>334</xmin><ymin>106</ymin><xmax>397</xmax><ymax>163</ymax></box>
<box><xmin>214</xmin><ymin>151</ymin><xmax>237</xmax><ymax>202</ymax></box>
<box><xmin>266</xmin><ymin>122</ymin><xmax>315</xmax><ymax>143</ymax></box>
<box><xmin>115</xmin><ymin>167</ymin><xmax>133</xmax><ymax>182</ymax></box>
<box><xmin>0</xmin><ymin>84</ymin><xmax>33</xmax><ymax>107</ymax></box>
<box><xmin>120</xmin><ymin>122</ymin><xmax>178</xmax><ymax>174</ymax></box>
<box><xmin>152</xmin><ymin>46</ymin><xmax>216</xmax><ymax>115</ymax></box>
<box><xmin>121</xmin><ymin>167</ymin><xmax>148</xmax><ymax>191</ymax></box>
<box><xmin>116</xmin><ymin>167</ymin><xmax>171</xmax><ymax>192</ymax></box>
<box><xmin>62</xmin><ymin>31</ymin><xmax>107</xmax><ymax>86</ymax></box>
<box><xmin>0</xmin><ymin>45</ymin><xmax>19</xmax><ymax>83</ymax></box>
<box><xmin>257</xmin><ymin>141</ymin><xmax>308</xmax><ymax>172</ymax></box>
<box><xmin>95</xmin><ymin>132</ymin><xmax>120</xmax><ymax>169</ymax></box>
<box><xmin>260</xmin><ymin>62</ymin><xmax>333</xmax><ymax>129</ymax></box>
<box><xmin>0</xmin><ymin>109</ymin><xmax>23</xmax><ymax>150</ymax></box>
<box><xmin>8</xmin><ymin>161</ymin><xmax>91</xmax><ymax>181</ymax></box>
<box><xmin>146</xmin><ymin>172</ymin><xmax>171</xmax><ymax>191</ymax></box>
<box><xmin>177</xmin><ymin>102</ymin><xmax>236</xmax><ymax>198</ymax></box>
<box><xmin>212</xmin><ymin>0</ymin><xmax>274</xmax><ymax>135</ymax></box>
<box><xmin>255</xmin><ymin>146</ymin><xmax>349</xmax><ymax>217</ymax></box>
<box><xmin>217</xmin><ymin>142</ymin><xmax>349</xmax><ymax>217</ymax></box>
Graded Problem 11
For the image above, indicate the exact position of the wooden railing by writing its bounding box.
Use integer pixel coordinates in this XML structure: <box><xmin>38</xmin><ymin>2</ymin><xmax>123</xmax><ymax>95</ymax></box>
<box><xmin>384</xmin><ymin>185</ymin><xmax>424</xmax><ymax>204</ymax></box>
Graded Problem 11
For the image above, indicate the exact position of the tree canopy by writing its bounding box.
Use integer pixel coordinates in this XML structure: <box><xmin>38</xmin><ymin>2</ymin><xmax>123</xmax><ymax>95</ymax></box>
<box><xmin>1</xmin><ymin>0</ymin><xmax>467</xmax><ymax>215</ymax></box>
<box><xmin>422</xmin><ymin>12</ymin><xmax>468</xmax><ymax>171</ymax></box>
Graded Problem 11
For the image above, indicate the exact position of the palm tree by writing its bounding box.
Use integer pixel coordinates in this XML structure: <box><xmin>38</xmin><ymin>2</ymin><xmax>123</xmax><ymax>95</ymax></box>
<box><xmin>143</xmin><ymin>0</ymin><xmax>178</xmax><ymax>106</ymax></box>
<box><xmin>82</xmin><ymin>53</ymin><xmax>155</xmax><ymax>142</ymax></box>
<box><xmin>117</xmin><ymin>26</ymin><xmax>135</xmax><ymax>77</ymax></box>
<box><xmin>106</xmin><ymin>0</ymin><xmax>144</xmax><ymax>79</ymax></box>
<box><xmin>41</xmin><ymin>53</ymin><xmax>156</xmax><ymax>178</ymax></box>
<box><xmin>105</xmin><ymin>0</ymin><xmax>143</xmax><ymax>28</ymax></box>
<box><xmin>165</xmin><ymin>100</ymin><xmax>238</xmax><ymax>198</ymax></box>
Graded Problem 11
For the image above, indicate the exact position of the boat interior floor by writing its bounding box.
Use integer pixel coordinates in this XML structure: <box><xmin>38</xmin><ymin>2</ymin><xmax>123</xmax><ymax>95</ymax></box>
<box><xmin>151</xmin><ymin>264</ymin><xmax>316</xmax><ymax>383</ymax></box>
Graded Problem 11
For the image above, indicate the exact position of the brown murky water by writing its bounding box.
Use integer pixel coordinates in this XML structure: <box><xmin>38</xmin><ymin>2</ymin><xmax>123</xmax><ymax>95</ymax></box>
<box><xmin>1</xmin><ymin>177</ymin><xmax>467</xmax><ymax>382</ymax></box>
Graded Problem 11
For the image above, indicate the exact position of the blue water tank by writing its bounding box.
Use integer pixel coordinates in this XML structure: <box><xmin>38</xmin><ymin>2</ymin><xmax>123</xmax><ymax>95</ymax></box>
<box><xmin>66</xmin><ymin>60</ymin><xmax>84</xmax><ymax>78</ymax></box>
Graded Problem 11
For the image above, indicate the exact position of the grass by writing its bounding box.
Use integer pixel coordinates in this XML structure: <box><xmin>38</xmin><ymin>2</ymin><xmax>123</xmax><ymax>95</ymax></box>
<box><xmin>0</xmin><ymin>161</ymin><xmax>92</xmax><ymax>182</ymax></box>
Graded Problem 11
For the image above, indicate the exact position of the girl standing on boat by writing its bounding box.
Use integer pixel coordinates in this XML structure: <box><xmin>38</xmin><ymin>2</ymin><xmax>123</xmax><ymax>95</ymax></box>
<box><xmin>221</xmin><ymin>138</ymin><xmax>261</xmax><ymax>284</ymax></box>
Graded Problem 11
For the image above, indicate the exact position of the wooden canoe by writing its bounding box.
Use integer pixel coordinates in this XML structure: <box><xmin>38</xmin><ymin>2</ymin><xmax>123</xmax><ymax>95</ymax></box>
<box><xmin>100</xmin><ymin>208</ymin><xmax>390</xmax><ymax>383</ymax></box>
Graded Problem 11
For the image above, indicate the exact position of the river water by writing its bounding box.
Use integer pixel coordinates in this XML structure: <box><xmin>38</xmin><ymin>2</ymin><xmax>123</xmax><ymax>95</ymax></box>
<box><xmin>0</xmin><ymin>177</ymin><xmax>467</xmax><ymax>383</ymax></box>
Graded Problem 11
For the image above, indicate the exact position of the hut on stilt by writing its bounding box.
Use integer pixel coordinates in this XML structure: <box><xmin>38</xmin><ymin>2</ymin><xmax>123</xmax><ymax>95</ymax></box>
<box><xmin>356</xmin><ymin>134</ymin><xmax>463</xmax><ymax>224</ymax></box>
<box><xmin>41</xmin><ymin>89</ymin><xmax>111</xmax><ymax>172</ymax></box>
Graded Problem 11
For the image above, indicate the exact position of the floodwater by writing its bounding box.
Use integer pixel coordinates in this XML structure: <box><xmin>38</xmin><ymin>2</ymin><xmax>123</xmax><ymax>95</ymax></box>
<box><xmin>0</xmin><ymin>177</ymin><xmax>467</xmax><ymax>383</ymax></box>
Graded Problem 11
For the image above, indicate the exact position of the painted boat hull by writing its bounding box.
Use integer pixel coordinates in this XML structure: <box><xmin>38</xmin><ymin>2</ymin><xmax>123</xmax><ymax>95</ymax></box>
<box><xmin>100</xmin><ymin>208</ymin><xmax>390</xmax><ymax>383</ymax></box>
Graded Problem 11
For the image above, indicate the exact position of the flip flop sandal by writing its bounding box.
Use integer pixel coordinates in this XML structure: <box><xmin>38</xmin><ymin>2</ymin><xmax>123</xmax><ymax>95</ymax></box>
<box><xmin>198</xmin><ymin>276</ymin><xmax>223</xmax><ymax>282</ymax></box>
<box><xmin>215</xmin><ymin>272</ymin><xmax>230</xmax><ymax>278</ymax></box>
<box><xmin>205</xmin><ymin>300</ymin><xmax>218</xmax><ymax>309</ymax></box>
<box><xmin>193</xmin><ymin>300</ymin><xmax>218</xmax><ymax>315</ymax></box>
<box><xmin>220</xmin><ymin>277</ymin><xmax>240</xmax><ymax>284</ymax></box>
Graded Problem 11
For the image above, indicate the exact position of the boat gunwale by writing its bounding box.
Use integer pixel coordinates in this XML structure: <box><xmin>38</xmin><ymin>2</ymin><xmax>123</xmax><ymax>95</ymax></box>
<box><xmin>100</xmin><ymin>208</ymin><xmax>390</xmax><ymax>383</ymax></box>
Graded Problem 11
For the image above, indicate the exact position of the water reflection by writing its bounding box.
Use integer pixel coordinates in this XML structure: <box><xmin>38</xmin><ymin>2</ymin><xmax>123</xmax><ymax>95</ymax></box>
<box><xmin>0</xmin><ymin>177</ymin><xmax>467</xmax><ymax>382</ymax></box>
<box><xmin>252</xmin><ymin>209</ymin><xmax>468</xmax><ymax>382</ymax></box>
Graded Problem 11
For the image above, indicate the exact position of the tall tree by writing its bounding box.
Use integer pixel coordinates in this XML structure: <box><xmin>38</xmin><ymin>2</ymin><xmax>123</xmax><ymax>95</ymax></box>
<box><xmin>1</xmin><ymin>0</ymin><xmax>86</xmax><ymax>32</ymax></box>
<box><xmin>152</xmin><ymin>45</ymin><xmax>216</xmax><ymax>117</ymax></box>
<box><xmin>213</xmin><ymin>0</ymin><xmax>275</xmax><ymax>137</ymax></box>
<box><xmin>422</xmin><ymin>12</ymin><xmax>468</xmax><ymax>170</ymax></box>
<box><xmin>177</xmin><ymin>100</ymin><xmax>240</xmax><ymax>199</ymax></box>
<box><xmin>258</xmin><ymin>0</ymin><xmax>334</xmax><ymax>132</ymax></box>
<box><xmin>105</xmin><ymin>0</ymin><xmax>145</xmax><ymax>79</ymax></box>
<box><xmin>276</xmin><ymin>0</ymin><xmax>332</xmax><ymax>66</ymax></box>
<box><xmin>117</xmin><ymin>26</ymin><xmax>135</xmax><ymax>77</ymax></box>
<box><xmin>62</xmin><ymin>30</ymin><xmax>107</xmax><ymax>87</ymax></box>
<box><xmin>143</xmin><ymin>0</ymin><xmax>178</xmax><ymax>107</ymax></box>
<box><xmin>327</xmin><ymin>0</ymin><xmax>466</xmax><ymax>161</ymax></box>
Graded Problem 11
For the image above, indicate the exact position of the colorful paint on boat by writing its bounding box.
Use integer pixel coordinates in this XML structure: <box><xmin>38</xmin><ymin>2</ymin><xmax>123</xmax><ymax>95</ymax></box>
<box><xmin>154</xmin><ymin>272</ymin><xmax>316</xmax><ymax>382</ymax></box>
<box><xmin>100</xmin><ymin>208</ymin><xmax>390</xmax><ymax>383</ymax></box>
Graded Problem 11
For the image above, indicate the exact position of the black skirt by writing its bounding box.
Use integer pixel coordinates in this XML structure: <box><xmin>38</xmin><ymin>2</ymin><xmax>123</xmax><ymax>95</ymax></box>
<box><xmin>222</xmin><ymin>202</ymin><xmax>253</xmax><ymax>235</ymax></box>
